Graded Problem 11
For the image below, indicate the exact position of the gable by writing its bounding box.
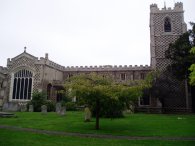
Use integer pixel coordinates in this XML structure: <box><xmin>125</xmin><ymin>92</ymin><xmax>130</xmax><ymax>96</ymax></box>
<box><xmin>8</xmin><ymin>51</ymin><xmax>39</xmax><ymax>72</ymax></box>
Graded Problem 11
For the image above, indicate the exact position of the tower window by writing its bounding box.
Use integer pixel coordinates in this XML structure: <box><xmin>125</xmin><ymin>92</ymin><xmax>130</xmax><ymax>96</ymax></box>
<box><xmin>164</xmin><ymin>17</ymin><xmax>171</xmax><ymax>32</ymax></box>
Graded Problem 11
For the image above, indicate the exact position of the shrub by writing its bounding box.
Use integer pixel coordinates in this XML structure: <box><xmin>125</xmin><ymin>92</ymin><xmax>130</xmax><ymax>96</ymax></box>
<box><xmin>65</xmin><ymin>102</ymin><xmax>77</xmax><ymax>111</ymax></box>
<box><xmin>29</xmin><ymin>92</ymin><xmax>47</xmax><ymax>112</ymax></box>
<box><xmin>29</xmin><ymin>92</ymin><xmax>54</xmax><ymax>112</ymax></box>
<box><xmin>45</xmin><ymin>100</ymin><xmax>55</xmax><ymax>112</ymax></box>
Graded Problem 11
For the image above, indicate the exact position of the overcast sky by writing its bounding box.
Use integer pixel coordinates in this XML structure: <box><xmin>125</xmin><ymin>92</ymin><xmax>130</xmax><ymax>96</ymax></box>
<box><xmin>0</xmin><ymin>0</ymin><xmax>195</xmax><ymax>67</ymax></box>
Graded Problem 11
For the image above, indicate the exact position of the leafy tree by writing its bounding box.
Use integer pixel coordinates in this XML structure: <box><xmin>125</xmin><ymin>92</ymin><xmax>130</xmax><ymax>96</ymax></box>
<box><xmin>146</xmin><ymin>71</ymin><xmax>180</xmax><ymax>107</ymax></box>
<box><xmin>189</xmin><ymin>47</ymin><xmax>195</xmax><ymax>85</ymax></box>
<box><xmin>64</xmin><ymin>73</ymin><xmax>143</xmax><ymax>130</ymax></box>
<box><xmin>165</xmin><ymin>23</ymin><xmax>195</xmax><ymax>80</ymax></box>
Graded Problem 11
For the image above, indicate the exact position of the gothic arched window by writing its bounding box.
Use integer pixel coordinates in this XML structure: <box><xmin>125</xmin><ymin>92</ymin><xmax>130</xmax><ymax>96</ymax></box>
<box><xmin>164</xmin><ymin>17</ymin><xmax>171</xmax><ymax>32</ymax></box>
<box><xmin>12</xmin><ymin>69</ymin><xmax>33</xmax><ymax>100</ymax></box>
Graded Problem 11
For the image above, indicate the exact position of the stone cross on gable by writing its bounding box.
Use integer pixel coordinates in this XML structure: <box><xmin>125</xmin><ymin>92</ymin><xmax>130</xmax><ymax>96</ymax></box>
<box><xmin>24</xmin><ymin>46</ymin><xmax>27</xmax><ymax>52</ymax></box>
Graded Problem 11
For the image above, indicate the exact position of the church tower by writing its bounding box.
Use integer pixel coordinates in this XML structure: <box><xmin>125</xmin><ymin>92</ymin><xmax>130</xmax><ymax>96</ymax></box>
<box><xmin>150</xmin><ymin>2</ymin><xmax>187</xmax><ymax>70</ymax></box>
<box><xmin>149</xmin><ymin>3</ymin><xmax>191</xmax><ymax>112</ymax></box>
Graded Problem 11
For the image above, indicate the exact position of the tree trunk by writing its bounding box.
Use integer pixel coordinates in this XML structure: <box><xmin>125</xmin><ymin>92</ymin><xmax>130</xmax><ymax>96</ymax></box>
<box><xmin>95</xmin><ymin>99</ymin><xmax>100</xmax><ymax>130</ymax></box>
<box><xmin>185</xmin><ymin>78</ymin><xmax>189</xmax><ymax>109</ymax></box>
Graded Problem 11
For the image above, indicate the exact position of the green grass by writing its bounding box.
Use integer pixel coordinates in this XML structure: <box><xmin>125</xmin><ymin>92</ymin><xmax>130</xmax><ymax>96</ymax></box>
<box><xmin>0</xmin><ymin>129</ymin><xmax>194</xmax><ymax>146</ymax></box>
<box><xmin>0</xmin><ymin>111</ymin><xmax>195</xmax><ymax>137</ymax></box>
<box><xmin>1</xmin><ymin>112</ymin><xmax>195</xmax><ymax>146</ymax></box>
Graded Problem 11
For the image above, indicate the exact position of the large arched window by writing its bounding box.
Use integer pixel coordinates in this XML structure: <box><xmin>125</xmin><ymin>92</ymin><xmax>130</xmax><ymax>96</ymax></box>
<box><xmin>12</xmin><ymin>69</ymin><xmax>33</xmax><ymax>100</ymax></box>
<box><xmin>164</xmin><ymin>17</ymin><xmax>171</xmax><ymax>32</ymax></box>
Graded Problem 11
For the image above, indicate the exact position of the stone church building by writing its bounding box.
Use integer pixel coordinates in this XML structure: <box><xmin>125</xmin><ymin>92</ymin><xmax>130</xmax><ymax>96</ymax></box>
<box><xmin>0</xmin><ymin>3</ymin><xmax>192</xmax><ymax>112</ymax></box>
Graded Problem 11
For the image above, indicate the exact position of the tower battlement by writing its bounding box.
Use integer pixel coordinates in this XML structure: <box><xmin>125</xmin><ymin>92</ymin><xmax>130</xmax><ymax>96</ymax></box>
<box><xmin>150</xmin><ymin>4</ymin><xmax>158</xmax><ymax>9</ymax></box>
<box><xmin>175</xmin><ymin>2</ymin><xmax>183</xmax><ymax>9</ymax></box>
<box><xmin>150</xmin><ymin>2</ymin><xmax>184</xmax><ymax>13</ymax></box>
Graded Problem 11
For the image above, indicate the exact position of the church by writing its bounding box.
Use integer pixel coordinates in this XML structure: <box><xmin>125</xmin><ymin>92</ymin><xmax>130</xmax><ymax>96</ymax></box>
<box><xmin>0</xmin><ymin>3</ymin><xmax>191</xmax><ymax>112</ymax></box>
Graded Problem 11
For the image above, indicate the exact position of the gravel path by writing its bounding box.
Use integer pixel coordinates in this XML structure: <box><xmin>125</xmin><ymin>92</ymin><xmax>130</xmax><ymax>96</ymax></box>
<box><xmin>0</xmin><ymin>125</ymin><xmax>195</xmax><ymax>141</ymax></box>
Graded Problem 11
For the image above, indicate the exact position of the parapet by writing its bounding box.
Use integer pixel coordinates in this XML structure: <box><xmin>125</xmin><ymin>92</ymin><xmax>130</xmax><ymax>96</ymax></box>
<box><xmin>174</xmin><ymin>2</ymin><xmax>183</xmax><ymax>11</ymax></box>
<box><xmin>150</xmin><ymin>4</ymin><xmax>159</xmax><ymax>11</ymax></box>
<box><xmin>150</xmin><ymin>2</ymin><xmax>183</xmax><ymax>13</ymax></box>
<box><xmin>63</xmin><ymin>65</ymin><xmax>151</xmax><ymax>72</ymax></box>
<box><xmin>47</xmin><ymin>60</ymin><xmax>65</xmax><ymax>71</ymax></box>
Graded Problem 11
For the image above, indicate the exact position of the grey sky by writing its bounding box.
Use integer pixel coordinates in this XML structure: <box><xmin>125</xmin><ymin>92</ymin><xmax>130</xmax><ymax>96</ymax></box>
<box><xmin>0</xmin><ymin>0</ymin><xmax>195</xmax><ymax>67</ymax></box>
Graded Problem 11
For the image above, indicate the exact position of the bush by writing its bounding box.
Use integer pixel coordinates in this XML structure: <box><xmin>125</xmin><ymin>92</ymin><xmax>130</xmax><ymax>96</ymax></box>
<box><xmin>28</xmin><ymin>92</ymin><xmax>55</xmax><ymax>112</ymax></box>
<box><xmin>28</xmin><ymin>92</ymin><xmax>47</xmax><ymax>112</ymax></box>
<box><xmin>45</xmin><ymin>100</ymin><xmax>55</xmax><ymax>112</ymax></box>
<box><xmin>65</xmin><ymin>102</ymin><xmax>77</xmax><ymax>111</ymax></box>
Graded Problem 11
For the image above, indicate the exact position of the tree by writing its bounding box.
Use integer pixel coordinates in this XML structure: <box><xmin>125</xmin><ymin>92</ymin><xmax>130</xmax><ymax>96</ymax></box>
<box><xmin>164</xmin><ymin>23</ymin><xmax>195</xmax><ymax>110</ymax></box>
<box><xmin>165</xmin><ymin>23</ymin><xmax>195</xmax><ymax>80</ymax></box>
<box><xmin>147</xmin><ymin>71</ymin><xmax>179</xmax><ymax>107</ymax></box>
<box><xmin>64</xmin><ymin>73</ymin><xmax>143</xmax><ymax>130</ymax></box>
<box><xmin>189</xmin><ymin>47</ymin><xmax>195</xmax><ymax>85</ymax></box>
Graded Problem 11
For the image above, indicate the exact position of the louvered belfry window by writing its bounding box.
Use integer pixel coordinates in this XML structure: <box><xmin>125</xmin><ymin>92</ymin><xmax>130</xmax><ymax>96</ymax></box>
<box><xmin>164</xmin><ymin>17</ymin><xmax>171</xmax><ymax>32</ymax></box>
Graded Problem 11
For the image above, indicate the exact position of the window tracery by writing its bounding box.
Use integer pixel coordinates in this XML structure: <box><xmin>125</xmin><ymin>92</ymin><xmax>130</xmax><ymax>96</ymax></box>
<box><xmin>12</xmin><ymin>69</ymin><xmax>33</xmax><ymax>100</ymax></box>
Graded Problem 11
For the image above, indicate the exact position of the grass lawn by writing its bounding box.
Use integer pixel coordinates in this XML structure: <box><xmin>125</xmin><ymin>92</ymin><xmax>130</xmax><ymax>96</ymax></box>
<box><xmin>0</xmin><ymin>112</ymin><xmax>195</xmax><ymax>146</ymax></box>
<box><xmin>0</xmin><ymin>129</ymin><xmax>194</xmax><ymax>146</ymax></box>
<box><xmin>0</xmin><ymin>111</ymin><xmax>195</xmax><ymax>137</ymax></box>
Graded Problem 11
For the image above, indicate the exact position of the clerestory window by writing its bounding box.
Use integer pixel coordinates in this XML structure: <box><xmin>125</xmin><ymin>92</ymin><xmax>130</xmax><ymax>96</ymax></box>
<box><xmin>12</xmin><ymin>69</ymin><xmax>33</xmax><ymax>100</ymax></box>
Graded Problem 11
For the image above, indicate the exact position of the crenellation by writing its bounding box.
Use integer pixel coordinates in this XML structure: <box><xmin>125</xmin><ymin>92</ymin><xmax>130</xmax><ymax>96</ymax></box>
<box><xmin>174</xmin><ymin>2</ymin><xmax>183</xmax><ymax>10</ymax></box>
<box><xmin>150</xmin><ymin>3</ymin><xmax>158</xmax><ymax>9</ymax></box>
<box><xmin>44</xmin><ymin>58</ymin><xmax>65</xmax><ymax>71</ymax></box>
<box><xmin>150</xmin><ymin>3</ymin><xmax>159</xmax><ymax>12</ymax></box>
<box><xmin>150</xmin><ymin>2</ymin><xmax>183</xmax><ymax>14</ymax></box>
<box><xmin>62</xmin><ymin>64</ymin><xmax>151</xmax><ymax>72</ymax></box>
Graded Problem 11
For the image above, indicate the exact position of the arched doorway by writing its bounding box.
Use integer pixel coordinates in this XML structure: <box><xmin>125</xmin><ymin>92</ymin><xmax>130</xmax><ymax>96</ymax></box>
<box><xmin>47</xmin><ymin>83</ymin><xmax>52</xmax><ymax>100</ymax></box>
